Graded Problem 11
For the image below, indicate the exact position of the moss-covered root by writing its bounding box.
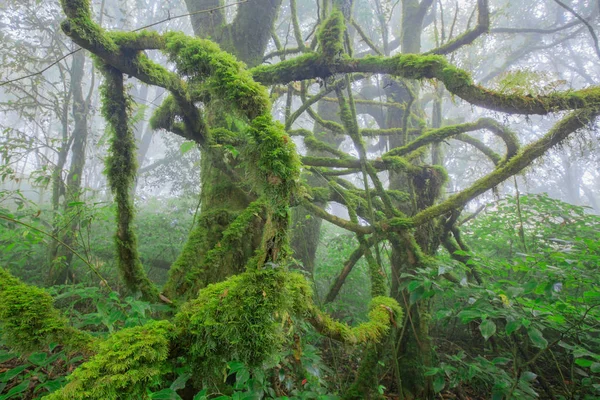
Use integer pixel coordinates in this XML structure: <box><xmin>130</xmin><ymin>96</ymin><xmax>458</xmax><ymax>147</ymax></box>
<box><xmin>308</xmin><ymin>296</ymin><xmax>402</xmax><ymax>345</ymax></box>
<box><xmin>0</xmin><ymin>268</ymin><xmax>94</xmax><ymax>354</ymax></box>
<box><xmin>99</xmin><ymin>63</ymin><xmax>159</xmax><ymax>301</ymax></box>
<box><xmin>43</xmin><ymin>320</ymin><xmax>175</xmax><ymax>400</ymax></box>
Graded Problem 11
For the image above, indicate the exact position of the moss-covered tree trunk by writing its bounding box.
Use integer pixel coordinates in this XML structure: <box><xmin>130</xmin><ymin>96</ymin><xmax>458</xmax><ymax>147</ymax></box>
<box><xmin>162</xmin><ymin>0</ymin><xmax>283</xmax><ymax>299</ymax></box>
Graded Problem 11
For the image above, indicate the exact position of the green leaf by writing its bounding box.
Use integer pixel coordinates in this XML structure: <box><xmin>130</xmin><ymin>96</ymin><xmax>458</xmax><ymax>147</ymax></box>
<box><xmin>492</xmin><ymin>357</ymin><xmax>511</xmax><ymax>365</ymax></box>
<box><xmin>38</xmin><ymin>377</ymin><xmax>65</xmax><ymax>393</ymax></box>
<box><xmin>2</xmin><ymin>380</ymin><xmax>29</xmax><ymax>398</ymax></box>
<box><xmin>505</xmin><ymin>319</ymin><xmax>522</xmax><ymax>335</ymax></box>
<box><xmin>479</xmin><ymin>319</ymin><xmax>497</xmax><ymax>341</ymax></box>
<box><xmin>180</xmin><ymin>141</ymin><xmax>196</xmax><ymax>155</ymax></box>
<box><xmin>170</xmin><ymin>372</ymin><xmax>191</xmax><ymax>391</ymax></box>
<box><xmin>584</xmin><ymin>291</ymin><xmax>600</xmax><ymax>301</ymax></box>
<box><xmin>591</xmin><ymin>363</ymin><xmax>600</xmax><ymax>373</ymax></box>
<box><xmin>575</xmin><ymin>359</ymin><xmax>594</xmax><ymax>368</ymax></box>
<box><xmin>192</xmin><ymin>389</ymin><xmax>208</xmax><ymax>400</ymax></box>
<box><xmin>433</xmin><ymin>374</ymin><xmax>445</xmax><ymax>393</ymax></box>
<box><xmin>0</xmin><ymin>365</ymin><xmax>27</xmax><ymax>382</ymax></box>
<box><xmin>150</xmin><ymin>388</ymin><xmax>182</xmax><ymax>399</ymax></box>
<box><xmin>28</xmin><ymin>352</ymin><xmax>48</xmax><ymax>366</ymax></box>
<box><xmin>527</xmin><ymin>327</ymin><xmax>548</xmax><ymax>349</ymax></box>
<box><xmin>0</xmin><ymin>352</ymin><xmax>16</xmax><ymax>364</ymax></box>
<box><xmin>236</xmin><ymin>369</ymin><xmax>250</xmax><ymax>385</ymax></box>
<box><xmin>407</xmin><ymin>280</ymin><xmax>421</xmax><ymax>292</ymax></box>
<box><xmin>457</xmin><ymin>309</ymin><xmax>482</xmax><ymax>323</ymax></box>
<box><xmin>521</xmin><ymin>371</ymin><xmax>537</xmax><ymax>382</ymax></box>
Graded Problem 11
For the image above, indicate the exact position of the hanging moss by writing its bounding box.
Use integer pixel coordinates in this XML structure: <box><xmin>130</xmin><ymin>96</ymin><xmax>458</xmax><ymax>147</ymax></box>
<box><xmin>245</xmin><ymin>115</ymin><xmax>300</xmax><ymax>201</ymax></box>
<box><xmin>0</xmin><ymin>268</ymin><xmax>93</xmax><ymax>354</ymax></box>
<box><xmin>99</xmin><ymin>63</ymin><xmax>158</xmax><ymax>301</ymax></box>
<box><xmin>44</xmin><ymin>321</ymin><xmax>175</xmax><ymax>400</ymax></box>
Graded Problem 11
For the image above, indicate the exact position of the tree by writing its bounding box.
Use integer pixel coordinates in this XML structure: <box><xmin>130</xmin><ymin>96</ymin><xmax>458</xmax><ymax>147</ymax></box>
<box><xmin>0</xmin><ymin>0</ymin><xmax>599</xmax><ymax>398</ymax></box>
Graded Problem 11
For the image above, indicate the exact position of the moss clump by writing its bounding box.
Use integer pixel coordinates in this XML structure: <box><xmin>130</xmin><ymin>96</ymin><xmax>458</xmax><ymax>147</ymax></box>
<box><xmin>317</xmin><ymin>10</ymin><xmax>346</xmax><ymax>63</ymax></box>
<box><xmin>0</xmin><ymin>268</ymin><xmax>93</xmax><ymax>354</ymax></box>
<box><xmin>175</xmin><ymin>269</ymin><xmax>311</xmax><ymax>380</ymax></box>
<box><xmin>163</xmin><ymin>32</ymin><xmax>270</xmax><ymax>120</ymax></box>
<box><xmin>44</xmin><ymin>320</ymin><xmax>175</xmax><ymax>400</ymax></box>
<box><xmin>245</xmin><ymin>115</ymin><xmax>300</xmax><ymax>200</ymax></box>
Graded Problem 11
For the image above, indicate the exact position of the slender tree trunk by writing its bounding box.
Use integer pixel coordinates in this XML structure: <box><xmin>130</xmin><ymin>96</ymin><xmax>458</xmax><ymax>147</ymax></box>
<box><xmin>387</xmin><ymin>1</ymin><xmax>437</xmax><ymax>397</ymax></box>
<box><xmin>48</xmin><ymin>50</ymin><xmax>90</xmax><ymax>285</ymax></box>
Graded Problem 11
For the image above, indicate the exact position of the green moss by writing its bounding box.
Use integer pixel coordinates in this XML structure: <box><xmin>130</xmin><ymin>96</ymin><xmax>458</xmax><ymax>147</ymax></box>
<box><xmin>163</xmin><ymin>32</ymin><xmax>269</xmax><ymax>119</ymax></box>
<box><xmin>175</xmin><ymin>269</ymin><xmax>311</xmax><ymax>380</ymax></box>
<box><xmin>182</xmin><ymin>199</ymin><xmax>269</xmax><ymax>291</ymax></box>
<box><xmin>0</xmin><ymin>268</ymin><xmax>93</xmax><ymax>354</ymax></box>
<box><xmin>387</xmin><ymin>217</ymin><xmax>414</xmax><ymax>230</ymax></box>
<box><xmin>60</xmin><ymin>0</ymin><xmax>118</xmax><ymax>54</ymax></box>
<box><xmin>149</xmin><ymin>95</ymin><xmax>178</xmax><ymax>131</ymax></box>
<box><xmin>304</xmin><ymin>134</ymin><xmax>351</xmax><ymax>159</ymax></box>
<box><xmin>317</xmin><ymin>10</ymin><xmax>346</xmax><ymax>63</ymax></box>
<box><xmin>99</xmin><ymin>63</ymin><xmax>158</xmax><ymax>301</ymax></box>
<box><xmin>44</xmin><ymin>321</ymin><xmax>175</xmax><ymax>399</ymax></box>
<box><xmin>161</xmin><ymin>32</ymin><xmax>300</xmax><ymax>205</ymax></box>
<box><xmin>245</xmin><ymin>115</ymin><xmax>300</xmax><ymax>199</ymax></box>
<box><xmin>108</xmin><ymin>30</ymin><xmax>165</xmax><ymax>49</ymax></box>
<box><xmin>162</xmin><ymin>208</ymin><xmax>238</xmax><ymax>299</ymax></box>
<box><xmin>309</xmin><ymin>296</ymin><xmax>402</xmax><ymax>345</ymax></box>
<box><xmin>251</xmin><ymin>53</ymin><xmax>323</xmax><ymax>84</ymax></box>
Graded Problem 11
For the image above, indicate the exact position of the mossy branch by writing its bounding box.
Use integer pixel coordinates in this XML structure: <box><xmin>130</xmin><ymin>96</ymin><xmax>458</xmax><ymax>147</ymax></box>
<box><xmin>384</xmin><ymin>118</ymin><xmax>519</xmax><ymax>161</ymax></box>
<box><xmin>308</xmin><ymin>296</ymin><xmax>402</xmax><ymax>344</ymax></box>
<box><xmin>411</xmin><ymin>106</ymin><xmax>600</xmax><ymax>226</ymax></box>
<box><xmin>426</xmin><ymin>0</ymin><xmax>490</xmax><ymax>55</ymax></box>
<box><xmin>250</xmin><ymin>54</ymin><xmax>600</xmax><ymax>115</ymax></box>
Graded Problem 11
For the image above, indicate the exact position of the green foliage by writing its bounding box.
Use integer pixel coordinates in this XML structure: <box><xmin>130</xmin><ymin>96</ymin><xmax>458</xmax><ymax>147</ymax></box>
<box><xmin>44</xmin><ymin>320</ymin><xmax>175</xmax><ymax>399</ymax></box>
<box><xmin>0</xmin><ymin>341</ymin><xmax>84</xmax><ymax>399</ymax></box>
<box><xmin>428</xmin><ymin>194</ymin><xmax>600</xmax><ymax>398</ymax></box>
<box><xmin>464</xmin><ymin>193</ymin><xmax>600</xmax><ymax>257</ymax></box>
<box><xmin>0</xmin><ymin>193</ymin><xmax>46</xmax><ymax>285</ymax></box>
<box><xmin>50</xmin><ymin>285</ymin><xmax>167</xmax><ymax>334</ymax></box>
